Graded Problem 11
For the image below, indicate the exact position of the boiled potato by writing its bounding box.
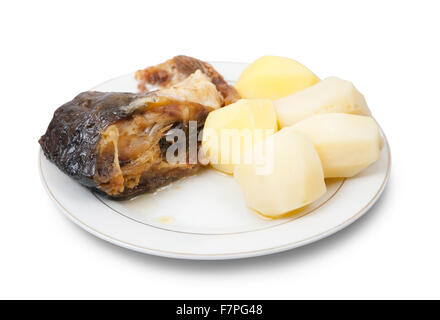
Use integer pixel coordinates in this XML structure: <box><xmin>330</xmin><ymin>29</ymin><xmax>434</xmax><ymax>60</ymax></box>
<box><xmin>292</xmin><ymin>113</ymin><xmax>383</xmax><ymax>178</ymax></box>
<box><xmin>274</xmin><ymin>77</ymin><xmax>371</xmax><ymax>127</ymax></box>
<box><xmin>233</xmin><ymin>129</ymin><xmax>326</xmax><ymax>217</ymax></box>
<box><xmin>202</xmin><ymin>99</ymin><xmax>278</xmax><ymax>174</ymax></box>
<box><xmin>235</xmin><ymin>56</ymin><xmax>319</xmax><ymax>100</ymax></box>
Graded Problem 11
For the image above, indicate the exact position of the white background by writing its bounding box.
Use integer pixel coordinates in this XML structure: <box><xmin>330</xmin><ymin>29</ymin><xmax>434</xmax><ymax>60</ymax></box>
<box><xmin>1</xmin><ymin>0</ymin><xmax>439</xmax><ymax>299</ymax></box>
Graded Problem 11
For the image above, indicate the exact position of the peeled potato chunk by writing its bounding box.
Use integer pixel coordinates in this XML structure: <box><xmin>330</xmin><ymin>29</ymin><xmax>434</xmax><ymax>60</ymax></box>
<box><xmin>274</xmin><ymin>77</ymin><xmax>371</xmax><ymax>127</ymax></box>
<box><xmin>292</xmin><ymin>113</ymin><xmax>383</xmax><ymax>178</ymax></box>
<box><xmin>202</xmin><ymin>99</ymin><xmax>278</xmax><ymax>174</ymax></box>
<box><xmin>235</xmin><ymin>56</ymin><xmax>319</xmax><ymax>100</ymax></box>
<box><xmin>233</xmin><ymin>129</ymin><xmax>326</xmax><ymax>217</ymax></box>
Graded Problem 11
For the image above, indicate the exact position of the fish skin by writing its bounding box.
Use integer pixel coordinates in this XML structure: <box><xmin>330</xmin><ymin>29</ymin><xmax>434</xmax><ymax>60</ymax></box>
<box><xmin>39</xmin><ymin>91</ymin><xmax>142</xmax><ymax>188</ymax></box>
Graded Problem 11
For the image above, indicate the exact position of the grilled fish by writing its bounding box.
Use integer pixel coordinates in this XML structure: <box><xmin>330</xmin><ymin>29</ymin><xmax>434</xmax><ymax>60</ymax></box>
<box><xmin>40</xmin><ymin>57</ymin><xmax>240</xmax><ymax>199</ymax></box>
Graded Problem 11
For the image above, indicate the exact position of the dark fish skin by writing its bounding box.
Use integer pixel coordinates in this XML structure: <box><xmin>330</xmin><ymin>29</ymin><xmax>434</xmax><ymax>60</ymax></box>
<box><xmin>39</xmin><ymin>91</ymin><xmax>145</xmax><ymax>188</ymax></box>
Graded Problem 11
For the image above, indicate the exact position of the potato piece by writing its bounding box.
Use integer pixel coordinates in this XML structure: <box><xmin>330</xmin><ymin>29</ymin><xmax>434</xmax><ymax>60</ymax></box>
<box><xmin>274</xmin><ymin>77</ymin><xmax>371</xmax><ymax>127</ymax></box>
<box><xmin>235</xmin><ymin>56</ymin><xmax>319</xmax><ymax>100</ymax></box>
<box><xmin>233</xmin><ymin>129</ymin><xmax>326</xmax><ymax>217</ymax></box>
<box><xmin>202</xmin><ymin>99</ymin><xmax>278</xmax><ymax>174</ymax></box>
<box><xmin>292</xmin><ymin>113</ymin><xmax>383</xmax><ymax>178</ymax></box>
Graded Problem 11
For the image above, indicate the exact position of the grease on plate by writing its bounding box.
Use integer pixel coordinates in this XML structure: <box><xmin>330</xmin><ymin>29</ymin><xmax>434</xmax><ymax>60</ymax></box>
<box><xmin>156</xmin><ymin>216</ymin><xmax>176</xmax><ymax>224</ymax></box>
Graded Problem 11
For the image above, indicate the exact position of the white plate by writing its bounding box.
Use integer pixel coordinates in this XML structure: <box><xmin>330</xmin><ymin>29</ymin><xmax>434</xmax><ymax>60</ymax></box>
<box><xmin>39</xmin><ymin>62</ymin><xmax>391</xmax><ymax>260</ymax></box>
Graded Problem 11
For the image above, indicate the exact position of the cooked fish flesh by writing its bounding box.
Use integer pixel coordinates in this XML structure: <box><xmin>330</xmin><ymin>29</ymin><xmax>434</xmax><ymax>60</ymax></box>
<box><xmin>135</xmin><ymin>55</ymin><xmax>240</xmax><ymax>105</ymax></box>
<box><xmin>158</xmin><ymin>70</ymin><xmax>224</xmax><ymax>109</ymax></box>
<box><xmin>40</xmin><ymin>57</ymin><xmax>239</xmax><ymax>199</ymax></box>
